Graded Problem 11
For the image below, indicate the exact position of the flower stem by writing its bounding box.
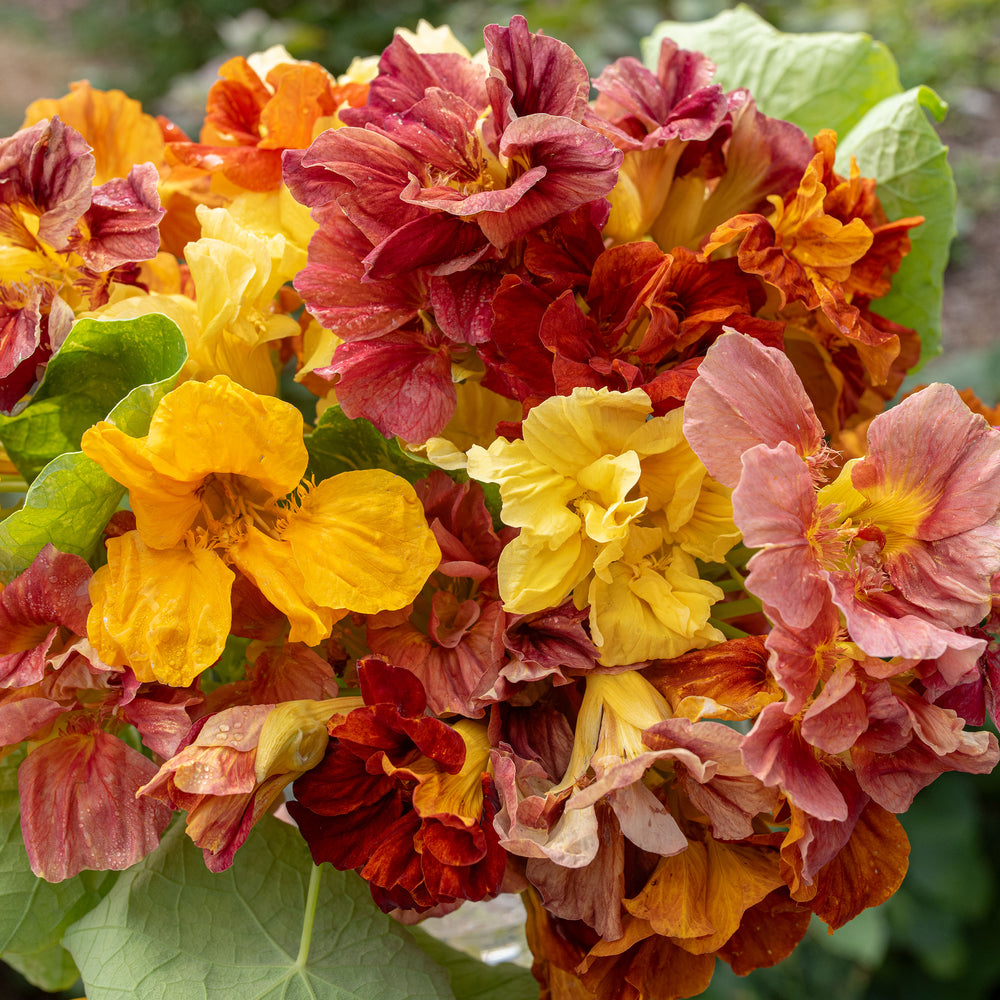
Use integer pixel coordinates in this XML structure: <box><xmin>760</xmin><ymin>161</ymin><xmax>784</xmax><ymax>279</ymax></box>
<box><xmin>711</xmin><ymin>597</ymin><xmax>761</xmax><ymax>620</ymax></box>
<box><xmin>709</xmin><ymin>618</ymin><xmax>750</xmax><ymax>639</ymax></box>
<box><xmin>296</xmin><ymin>862</ymin><xmax>323</xmax><ymax>968</ymax></box>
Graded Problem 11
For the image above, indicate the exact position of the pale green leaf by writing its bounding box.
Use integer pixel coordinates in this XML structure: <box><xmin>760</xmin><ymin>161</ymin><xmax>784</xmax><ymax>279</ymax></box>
<box><xmin>837</xmin><ymin>86</ymin><xmax>955</xmax><ymax>361</ymax></box>
<box><xmin>3</xmin><ymin>944</ymin><xmax>82</xmax><ymax>993</ymax></box>
<box><xmin>63</xmin><ymin>815</ymin><xmax>455</xmax><ymax>1000</ymax></box>
<box><xmin>0</xmin><ymin>314</ymin><xmax>188</xmax><ymax>584</ymax></box>
<box><xmin>0</xmin><ymin>453</ymin><xmax>123</xmax><ymax>585</ymax></box>
<box><xmin>0</xmin><ymin>748</ymin><xmax>116</xmax><ymax>959</ymax></box>
<box><xmin>643</xmin><ymin>5</ymin><xmax>954</xmax><ymax>362</ymax></box>
<box><xmin>0</xmin><ymin>314</ymin><xmax>188</xmax><ymax>481</ymax></box>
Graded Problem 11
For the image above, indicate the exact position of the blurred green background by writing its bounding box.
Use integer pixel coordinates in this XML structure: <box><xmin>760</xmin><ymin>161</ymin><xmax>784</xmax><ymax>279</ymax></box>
<box><xmin>1</xmin><ymin>1</ymin><xmax>998</xmax><ymax>997</ymax></box>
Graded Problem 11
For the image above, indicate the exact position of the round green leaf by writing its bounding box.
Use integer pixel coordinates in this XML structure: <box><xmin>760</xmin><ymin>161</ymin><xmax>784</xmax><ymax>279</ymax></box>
<box><xmin>0</xmin><ymin>314</ymin><xmax>188</xmax><ymax>482</ymax></box>
<box><xmin>62</xmin><ymin>815</ymin><xmax>456</xmax><ymax>1000</ymax></box>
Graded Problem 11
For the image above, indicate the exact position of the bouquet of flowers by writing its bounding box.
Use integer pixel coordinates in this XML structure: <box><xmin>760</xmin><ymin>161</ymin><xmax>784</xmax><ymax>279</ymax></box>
<box><xmin>0</xmin><ymin>7</ymin><xmax>994</xmax><ymax>999</ymax></box>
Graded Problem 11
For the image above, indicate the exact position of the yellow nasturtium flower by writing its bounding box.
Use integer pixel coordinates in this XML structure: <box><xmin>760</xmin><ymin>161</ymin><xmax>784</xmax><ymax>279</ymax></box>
<box><xmin>83</xmin><ymin>375</ymin><xmax>440</xmax><ymax>687</ymax></box>
<box><xmin>466</xmin><ymin>387</ymin><xmax>739</xmax><ymax>665</ymax></box>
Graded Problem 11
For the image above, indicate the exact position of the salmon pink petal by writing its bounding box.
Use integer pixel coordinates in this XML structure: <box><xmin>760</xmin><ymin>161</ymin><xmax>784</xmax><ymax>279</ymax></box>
<box><xmin>853</xmin><ymin>729</ymin><xmax>999</xmax><ymax>813</ymax></box>
<box><xmin>20</xmin><ymin>728</ymin><xmax>171</xmax><ymax>881</ymax></box>
<box><xmin>827</xmin><ymin>571</ymin><xmax>987</xmax><ymax>665</ymax></box>
<box><xmin>780</xmin><ymin>770</ymin><xmax>869</xmax><ymax>889</ymax></box>
<box><xmin>684</xmin><ymin>333</ymin><xmax>826</xmax><ymax>488</ymax></box>
<box><xmin>800</xmin><ymin>662</ymin><xmax>867</xmax><ymax>754</ymax></box>
<box><xmin>735</xmin><ymin>441</ymin><xmax>834</xmax><ymax>629</ymax></box>
<box><xmin>741</xmin><ymin>702</ymin><xmax>847</xmax><ymax>821</ymax></box>
<box><xmin>764</xmin><ymin>602</ymin><xmax>843</xmax><ymax>712</ymax></box>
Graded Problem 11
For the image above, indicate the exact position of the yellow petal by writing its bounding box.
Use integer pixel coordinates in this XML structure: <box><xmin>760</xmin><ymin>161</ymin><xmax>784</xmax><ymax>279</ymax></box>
<box><xmin>87</xmin><ymin>532</ymin><xmax>234</xmax><ymax>686</ymax></box>
<box><xmin>229</xmin><ymin>527</ymin><xmax>338</xmax><ymax>645</ymax></box>
<box><xmin>280</xmin><ymin>469</ymin><xmax>440</xmax><ymax>614</ymax></box>
<box><xmin>497</xmin><ymin>528</ymin><xmax>595</xmax><ymax>615</ymax></box>
<box><xmin>143</xmin><ymin>375</ymin><xmax>306</xmax><ymax>496</ymax></box>
<box><xmin>81</xmin><ymin>424</ymin><xmax>205</xmax><ymax>549</ymax></box>
<box><xmin>521</xmin><ymin>386</ymin><xmax>651</xmax><ymax>478</ymax></box>
<box><xmin>588</xmin><ymin>549</ymin><xmax>723</xmax><ymax>666</ymax></box>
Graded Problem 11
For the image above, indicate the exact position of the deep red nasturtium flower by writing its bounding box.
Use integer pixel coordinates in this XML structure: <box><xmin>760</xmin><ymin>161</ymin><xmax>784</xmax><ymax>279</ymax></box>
<box><xmin>288</xmin><ymin>657</ymin><xmax>506</xmax><ymax>911</ymax></box>
<box><xmin>481</xmin><ymin>240</ymin><xmax>783</xmax><ymax>417</ymax></box>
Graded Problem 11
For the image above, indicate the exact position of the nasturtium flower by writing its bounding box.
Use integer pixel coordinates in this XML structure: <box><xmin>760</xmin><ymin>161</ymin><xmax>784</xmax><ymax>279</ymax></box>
<box><xmin>181</xmin><ymin>204</ymin><xmax>304</xmax><ymax>393</ymax></box>
<box><xmin>289</xmin><ymin>658</ymin><xmax>505</xmax><ymax>912</ymax></box>
<box><xmin>82</xmin><ymin>375</ymin><xmax>440</xmax><ymax>686</ymax></box>
<box><xmin>467</xmin><ymin>386</ymin><xmax>739</xmax><ymax>664</ymax></box>
<box><xmin>21</xmin><ymin>78</ymin><xmax>214</xmax><ymax>256</ymax></box>
<box><xmin>0</xmin><ymin>116</ymin><xmax>163</xmax><ymax>409</ymax></box>
<box><xmin>166</xmin><ymin>46</ymin><xmax>369</xmax><ymax>193</ymax></box>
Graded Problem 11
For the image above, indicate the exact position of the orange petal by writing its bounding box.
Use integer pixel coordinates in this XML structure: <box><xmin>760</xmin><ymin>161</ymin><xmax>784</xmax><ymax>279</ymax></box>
<box><xmin>807</xmin><ymin>801</ymin><xmax>910</xmax><ymax>929</ymax></box>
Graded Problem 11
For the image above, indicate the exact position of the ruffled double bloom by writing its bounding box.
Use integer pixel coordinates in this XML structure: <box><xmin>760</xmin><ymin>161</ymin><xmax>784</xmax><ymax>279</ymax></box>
<box><xmin>82</xmin><ymin>374</ymin><xmax>440</xmax><ymax>687</ymax></box>
<box><xmin>0</xmin><ymin>116</ymin><xmax>163</xmax><ymax>409</ymax></box>
<box><xmin>684</xmin><ymin>332</ymin><xmax>1000</xmax><ymax>827</ymax></box>
<box><xmin>467</xmin><ymin>385</ymin><xmax>739</xmax><ymax>665</ymax></box>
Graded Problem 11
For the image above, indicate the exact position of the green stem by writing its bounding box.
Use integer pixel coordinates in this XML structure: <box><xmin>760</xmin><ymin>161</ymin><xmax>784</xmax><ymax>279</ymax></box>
<box><xmin>723</xmin><ymin>558</ymin><xmax>748</xmax><ymax>589</ymax></box>
<box><xmin>709</xmin><ymin>618</ymin><xmax>751</xmax><ymax>639</ymax></box>
<box><xmin>0</xmin><ymin>480</ymin><xmax>27</xmax><ymax>493</ymax></box>
<box><xmin>711</xmin><ymin>597</ymin><xmax>762</xmax><ymax>620</ymax></box>
<box><xmin>296</xmin><ymin>863</ymin><xmax>323</xmax><ymax>968</ymax></box>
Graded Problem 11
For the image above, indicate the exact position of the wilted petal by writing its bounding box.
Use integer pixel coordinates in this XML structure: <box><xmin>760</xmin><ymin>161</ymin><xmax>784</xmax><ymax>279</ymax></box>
<box><xmin>20</xmin><ymin>728</ymin><xmax>171</xmax><ymax>881</ymax></box>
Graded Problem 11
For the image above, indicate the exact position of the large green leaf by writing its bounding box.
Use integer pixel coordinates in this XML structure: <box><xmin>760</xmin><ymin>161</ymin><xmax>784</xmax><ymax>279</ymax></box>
<box><xmin>0</xmin><ymin>314</ymin><xmax>188</xmax><ymax>584</ymax></box>
<box><xmin>62</xmin><ymin>815</ymin><xmax>455</xmax><ymax>1000</ymax></box>
<box><xmin>643</xmin><ymin>5</ymin><xmax>954</xmax><ymax>361</ymax></box>
<box><xmin>0</xmin><ymin>749</ymin><xmax>115</xmax><ymax>962</ymax></box>
<box><xmin>3</xmin><ymin>945</ymin><xmax>82</xmax><ymax>994</ymax></box>
<box><xmin>305</xmin><ymin>404</ymin><xmax>435</xmax><ymax>486</ymax></box>
<box><xmin>409</xmin><ymin>928</ymin><xmax>537</xmax><ymax>1000</ymax></box>
<box><xmin>642</xmin><ymin>5</ymin><xmax>902</xmax><ymax>139</ymax></box>
<box><xmin>836</xmin><ymin>86</ymin><xmax>955</xmax><ymax>361</ymax></box>
<box><xmin>0</xmin><ymin>314</ymin><xmax>188</xmax><ymax>481</ymax></box>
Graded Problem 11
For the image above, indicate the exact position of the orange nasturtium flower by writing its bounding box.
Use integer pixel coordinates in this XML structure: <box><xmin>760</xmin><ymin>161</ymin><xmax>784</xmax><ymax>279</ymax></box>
<box><xmin>82</xmin><ymin>375</ymin><xmax>440</xmax><ymax>687</ymax></box>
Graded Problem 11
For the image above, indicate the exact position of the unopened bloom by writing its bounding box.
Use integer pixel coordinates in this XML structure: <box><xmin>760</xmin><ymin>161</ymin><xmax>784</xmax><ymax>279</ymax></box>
<box><xmin>139</xmin><ymin>697</ymin><xmax>359</xmax><ymax>870</ymax></box>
